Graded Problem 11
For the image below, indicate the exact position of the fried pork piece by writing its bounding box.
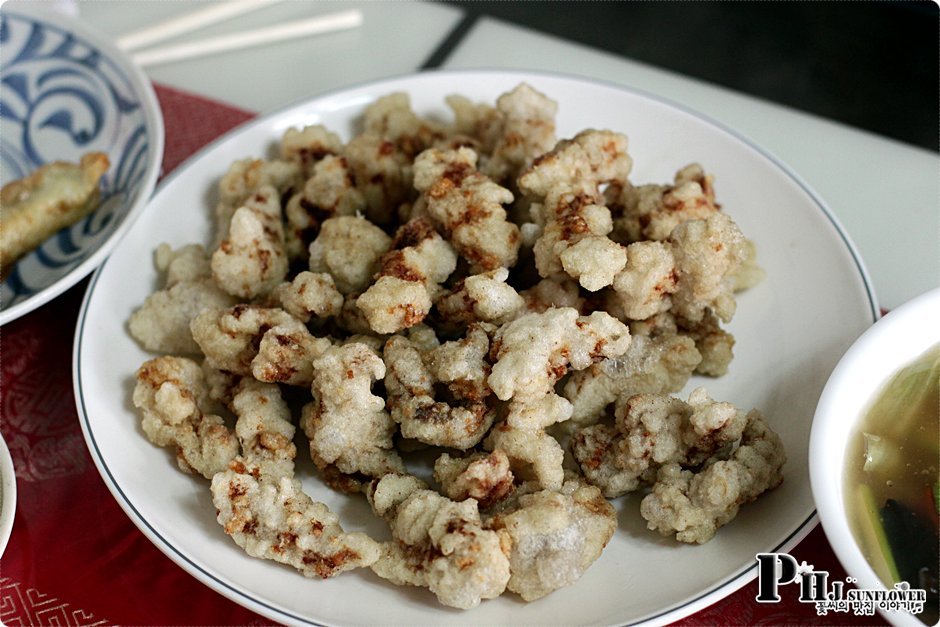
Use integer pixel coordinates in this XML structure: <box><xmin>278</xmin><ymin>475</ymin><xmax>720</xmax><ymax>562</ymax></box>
<box><xmin>362</xmin><ymin>92</ymin><xmax>448</xmax><ymax>157</ymax></box>
<box><xmin>483</xmin><ymin>308</ymin><xmax>630</xmax><ymax>490</ymax></box>
<box><xmin>357</xmin><ymin>217</ymin><xmax>457</xmax><ymax>334</ymax></box>
<box><xmin>640</xmin><ymin>408</ymin><xmax>786</xmax><ymax>543</ymax></box>
<box><xmin>527</xmin><ymin>186</ymin><xmax>623</xmax><ymax>289</ymax></box>
<box><xmin>279</xmin><ymin>124</ymin><xmax>344</xmax><ymax>176</ymax></box>
<box><xmin>356</xmin><ymin>277</ymin><xmax>431</xmax><ymax>335</ymax></box>
<box><xmin>133</xmin><ymin>356</ymin><xmax>238</xmax><ymax>479</ymax></box>
<box><xmin>0</xmin><ymin>151</ymin><xmax>109</xmax><ymax>273</ymax></box>
<box><xmin>518</xmin><ymin>128</ymin><xmax>632</xmax><ymax>198</ymax></box>
<box><xmin>558</xmin><ymin>235</ymin><xmax>628</xmax><ymax>292</ymax></box>
<box><xmin>213</xmin><ymin>158</ymin><xmax>301</xmax><ymax>244</ymax></box>
<box><xmin>434</xmin><ymin>450</ymin><xmax>514</xmax><ymax>508</ymax></box>
<box><xmin>606</xmin><ymin>163</ymin><xmax>719</xmax><ymax>243</ymax></box>
<box><xmin>435</xmin><ymin>268</ymin><xmax>524</xmax><ymax>328</ymax></box>
<box><xmin>425</xmin><ymin>323</ymin><xmax>494</xmax><ymax>401</ymax></box>
<box><xmin>344</xmin><ymin>93</ymin><xmax>445</xmax><ymax>225</ymax></box>
<box><xmin>566</xmin><ymin>424</ymin><xmax>628</xmax><ymax>496</ymax></box>
<box><xmin>445</xmin><ymin>94</ymin><xmax>502</xmax><ymax>155</ymax></box>
<box><xmin>488</xmin><ymin>307</ymin><xmax>631</xmax><ymax>404</ymax></box>
<box><xmin>344</xmin><ymin>133</ymin><xmax>412</xmax><ymax>226</ymax></box>
<box><xmin>678</xmin><ymin>310</ymin><xmax>735</xmax><ymax>376</ymax></box>
<box><xmin>563</xmin><ymin>315</ymin><xmax>702</xmax><ymax>426</ymax></box>
<box><xmin>191</xmin><ymin>305</ymin><xmax>331</xmax><ymax>386</ymax></box>
<box><xmin>303</xmin><ymin>343</ymin><xmax>403</xmax><ymax>478</ymax></box>
<box><xmin>620</xmin><ymin>386</ymin><xmax>747</xmax><ymax>465</ymax></box>
<box><xmin>484</xmin><ymin>419</ymin><xmax>566</xmax><ymax>491</ymax></box>
<box><xmin>571</xmin><ymin>388</ymin><xmax>753</xmax><ymax>498</ymax></box>
<box><xmin>254</xmin><ymin>323</ymin><xmax>331</xmax><ymax>387</ymax></box>
<box><xmin>518</xmin><ymin>277</ymin><xmax>585</xmax><ymax>314</ymax></box>
<box><xmin>230</xmin><ymin>378</ymin><xmax>297</xmax><ymax>478</ymax></box>
<box><xmin>518</xmin><ymin>130</ymin><xmax>633</xmax><ymax>291</ymax></box>
<box><xmin>129</xmin><ymin>243</ymin><xmax>238</xmax><ymax>354</ymax></box>
<box><xmin>202</xmin><ymin>361</ymin><xmax>240</xmax><ymax>409</ymax></box>
<box><xmin>211</xmin><ymin>184</ymin><xmax>289</xmax><ymax>299</ymax></box>
<box><xmin>479</xmin><ymin>83</ymin><xmax>558</xmax><ymax>186</ymax></box>
<box><xmin>308</xmin><ymin>216</ymin><xmax>392</xmax><ymax>295</ymax></box>
<box><xmin>413</xmin><ymin>147</ymin><xmax>520</xmax><ymax>272</ymax></box>
<box><xmin>211</xmin><ymin>459</ymin><xmax>381</xmax><ymax>578</ymax></box>
<box><xmin>284</xmin><ymin>154</ymin><xmax>366</xmax><ymax>261</ymax></box>
<box><xmin>610</xmin><ymin>241</ymin><xmax>677</xmax><ymax>321</ymax></box>
<box><xmin>366</xmin><ymin>473</ymin><xmax>511</xmax><ymax>609</ymax></box>
<box><xmin>269</xmin><ymin>271</ymin><xmax>343</xmax><ymax>323</ymax></box>
<box><xmin>485</xmin><ymin>479</ymin><xmax>616</xmax><ymax>601</ymax></box>
<box><xmin>669</xmin><ymin>211</ymin><xmax>748</xmax><ymax>323</ymax></box>
<box><xmin>506</xmin><ymin>392</ymin><xmax>575</xmax><ymax>430</ymax></box>
<box><xmin>209</xmin><ymin>347</ymin><xmax>383</xmax><ymax>577</ymax></box>
<box><xmin>384</xmin><ymin>331</ymin><xmax>495</xmax><ymax>450</ymax></box>
<box><xmin>607</xmin><ymin>209</ymin><xmax>750</xmax><ymax>325</ymax></box>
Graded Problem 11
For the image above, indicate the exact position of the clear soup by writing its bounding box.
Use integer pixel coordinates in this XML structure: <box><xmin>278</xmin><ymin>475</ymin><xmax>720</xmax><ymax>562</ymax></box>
<box><xmin>845</xmin><ymin>344</ymin><xmax>940</xmax><ymax>625</ymax></box>
<box><xmin>844</xmin><ymin>342</ymin><xmax>939</xmax><ymax>625</ymax></box>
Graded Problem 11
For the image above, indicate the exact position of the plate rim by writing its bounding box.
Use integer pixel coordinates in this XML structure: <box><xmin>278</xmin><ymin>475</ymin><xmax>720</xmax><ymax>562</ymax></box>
<box><xmin>0</xmin><ymin>431</ymin><xmax>16</xmax><ymax>560</ymax></box>
<box><xmin>0</xmin><ymin>4</ymin><xmax>165</xmax><ymax>326</ymax></box>
<box><xmin>72</xmin><ymin>67</ymin><xmax>880</xmax><ymax>626</ymax></box>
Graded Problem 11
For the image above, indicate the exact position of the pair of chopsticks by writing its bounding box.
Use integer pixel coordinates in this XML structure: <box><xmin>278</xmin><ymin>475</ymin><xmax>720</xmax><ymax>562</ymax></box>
<box><xmin>117</xmin><ymin>0</ymin><xmax>363</xmax><ymax>67</ymax></box>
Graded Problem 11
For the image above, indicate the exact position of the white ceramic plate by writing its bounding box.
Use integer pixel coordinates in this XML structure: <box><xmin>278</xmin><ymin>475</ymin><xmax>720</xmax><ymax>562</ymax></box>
<box><xmin>811</xmin><ymin>287</ymin><xmax>940</xmax><ymax>627</ymax></box>
<box><xmin>0</xmin><ymin>431</ymin><xmax>15</xmax><ymax>558</ymax></box>
<box><xmin>74</xmin><ymin>70</ymin><xmax>878</xmax><ymax>626</ymax></box>
<box><xmin>0</xmin><ymin>4</ymin><xmax>163</xmax><ymax>324</ymax></box>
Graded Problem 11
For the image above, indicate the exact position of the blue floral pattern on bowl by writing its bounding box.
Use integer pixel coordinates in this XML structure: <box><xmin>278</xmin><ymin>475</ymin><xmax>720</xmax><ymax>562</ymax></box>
<box><xmin>0</xmin><ymin>7</ymin><xmax>162</xmax><ymax>323</ymax></box>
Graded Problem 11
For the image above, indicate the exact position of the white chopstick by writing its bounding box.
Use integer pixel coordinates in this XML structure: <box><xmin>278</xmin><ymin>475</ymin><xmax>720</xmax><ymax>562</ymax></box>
<box><xmin>130</xmin><ymin>9</ymin><xmax>363</xmax><ymax>68</ymax></box>
<box><xmin>117</xmin><ymin>0</ymin><xmax>285</xmax><ymax>52</ymax></box>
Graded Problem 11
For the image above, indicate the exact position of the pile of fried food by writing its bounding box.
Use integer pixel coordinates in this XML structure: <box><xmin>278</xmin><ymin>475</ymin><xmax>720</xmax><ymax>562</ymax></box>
<box><xmin>128</xmin><ymin>83</ymin><xmax>786</xmax><ymax>609</ymax></box>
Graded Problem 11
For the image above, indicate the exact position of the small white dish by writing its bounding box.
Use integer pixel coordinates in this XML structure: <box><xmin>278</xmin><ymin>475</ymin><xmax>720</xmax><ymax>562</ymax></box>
<box><xmin>811</xmin><ymin>287</ymin><xmax>940</xmax><ymax>627</ymax></box>
<box><xmin>0</xmin><ymin>4</ymin><xmax>164</xmax><ymax>324</ymax></box>
<box><xmin>0</xmin><ymin>432</ymin><xmax>16</xmax><ymax>558</ymax></box>
<box><xmin>75</xmin><ymin>69</ymin><xmax>878</xmax><ymax>626</ymax></box>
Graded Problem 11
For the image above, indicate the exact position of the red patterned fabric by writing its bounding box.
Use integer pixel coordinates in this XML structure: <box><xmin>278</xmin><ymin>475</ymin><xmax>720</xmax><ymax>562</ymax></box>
<box><xmin>0</xmin><ymin>83</ymin><xmax>887</xmax><ymax>626</ymax></box>
<box><xmin>0</xmin><ymin>84</ymin><xmax>268</xmax><ymax>627</ymax></box>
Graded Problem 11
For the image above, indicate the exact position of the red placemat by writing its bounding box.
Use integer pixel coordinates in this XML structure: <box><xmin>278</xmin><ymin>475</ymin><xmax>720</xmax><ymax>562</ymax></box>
<box><xmin>0</xmin><ymin>84</ymin><xmax>269</xmax><ymax>627</ymax></box>
<box><xmin>0</xmin><ymin>82</ymin><xmax>889</xmax><ymax>627</ymax></box>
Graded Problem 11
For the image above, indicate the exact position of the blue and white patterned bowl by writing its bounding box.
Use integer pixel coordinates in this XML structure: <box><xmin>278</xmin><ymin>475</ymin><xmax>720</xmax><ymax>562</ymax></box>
<box><xmin>0</xmin><ymin>4</ymin><xmax>163</xmax><ymax>324</ymax></box>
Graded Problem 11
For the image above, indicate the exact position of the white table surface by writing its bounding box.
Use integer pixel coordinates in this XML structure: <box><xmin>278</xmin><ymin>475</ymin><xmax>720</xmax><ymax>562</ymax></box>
<box><xmin>74</xmin><ymin>0</ymin><xmax>463</xmax><ymax>114</ymax></box>
<box><xmin>65</xmin><ymin>0</ymin><xmax>940</xmax><ymax>309</ymax></box>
